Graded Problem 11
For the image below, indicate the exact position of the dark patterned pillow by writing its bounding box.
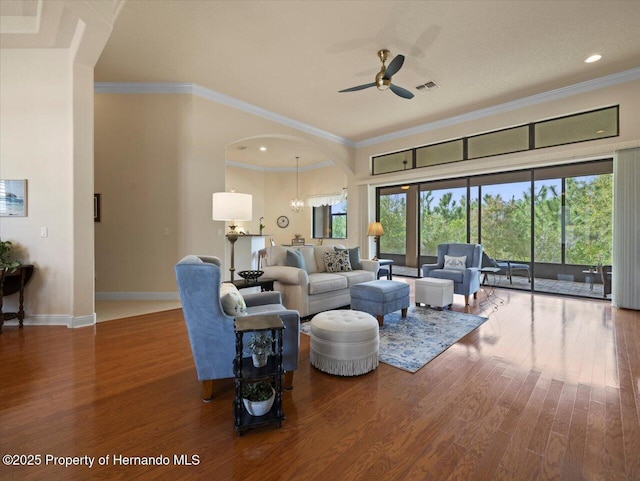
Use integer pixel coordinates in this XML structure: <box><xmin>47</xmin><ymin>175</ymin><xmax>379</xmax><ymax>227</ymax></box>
<box><xmin>334</xmin><ymin>246</ymin><xmax>362</xmax><ymax>270</ymax></box>
<box><xmin>324</xmin><ymin>250</ymin><xmax>352</xmax><ymax>272</ymax></box>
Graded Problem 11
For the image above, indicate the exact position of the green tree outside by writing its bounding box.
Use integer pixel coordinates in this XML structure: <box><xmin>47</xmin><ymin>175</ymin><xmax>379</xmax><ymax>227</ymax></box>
<box><xmin>378</xmin><ymin>173</ymin><xmax>612</xmax><ymax>266</ymax></box>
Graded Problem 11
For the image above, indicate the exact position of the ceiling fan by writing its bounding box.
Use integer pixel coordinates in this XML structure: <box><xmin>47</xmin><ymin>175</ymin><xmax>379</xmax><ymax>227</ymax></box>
<box><xmin>339</xmin><ymin>49</ymin><xmax>414</xmax><ymax>99</ymax></box>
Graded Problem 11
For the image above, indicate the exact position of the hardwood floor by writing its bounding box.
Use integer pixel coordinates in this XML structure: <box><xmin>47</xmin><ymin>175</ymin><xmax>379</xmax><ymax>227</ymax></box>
<box><xmin>1</xmin><ymin>286</ymin><xmax>639</xmax><ymax>480</ymax></box>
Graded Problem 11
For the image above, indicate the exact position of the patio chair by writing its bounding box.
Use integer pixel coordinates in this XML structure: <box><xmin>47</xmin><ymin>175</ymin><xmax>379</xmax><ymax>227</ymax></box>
<box><xmin>482</xmin><ymin>253</ymin><xmax>531</xmax><ymax>284</ymax></box>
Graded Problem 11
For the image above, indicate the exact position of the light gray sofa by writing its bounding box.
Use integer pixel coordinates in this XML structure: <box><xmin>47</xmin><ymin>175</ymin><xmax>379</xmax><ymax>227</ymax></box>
<box><xmin>261</xmin><ymin>245</ymin><xmax>378</xmax><ymax>318</ymax></box>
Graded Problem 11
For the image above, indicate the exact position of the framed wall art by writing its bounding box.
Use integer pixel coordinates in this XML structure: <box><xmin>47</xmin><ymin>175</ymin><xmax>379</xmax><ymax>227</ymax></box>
<box><xmin>0</xmin><ymin>179</ymin><xmax>28</xmax><ymax>217</ymax></box>
<box><xmin>94</xmin><ymin>194</ymin><xmax>101</xmax><ymax>222</ymax></box>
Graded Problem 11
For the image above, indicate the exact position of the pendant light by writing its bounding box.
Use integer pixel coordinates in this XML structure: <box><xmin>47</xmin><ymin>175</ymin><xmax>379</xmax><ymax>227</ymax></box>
<box><xmin>290</xmin><ymin>156</ymin><xmax>304</xmax><ymax>213</ymax></box>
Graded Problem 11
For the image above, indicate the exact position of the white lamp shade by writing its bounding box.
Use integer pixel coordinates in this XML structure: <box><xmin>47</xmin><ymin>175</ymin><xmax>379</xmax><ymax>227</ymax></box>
<box><xmin>212</xmin><ymin>192</ymin><xmax>252</xmax><ymax>221</ymax></box>
<box><xmin>367</xmin><ymin>221</ymin><xmax>384</xmax><ymax>237</ymax></box>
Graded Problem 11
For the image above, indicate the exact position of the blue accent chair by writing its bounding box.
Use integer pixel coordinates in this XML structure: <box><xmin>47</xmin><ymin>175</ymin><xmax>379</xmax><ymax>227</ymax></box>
<box><xmin>421</xmin><ymin>243</ymin><xmax>483</xmax><ymax>306</ymax></box>
<box><xmin>175</xmin><ymin>255</ymin><xmax>300</xmax><ymax>401</ymax></box>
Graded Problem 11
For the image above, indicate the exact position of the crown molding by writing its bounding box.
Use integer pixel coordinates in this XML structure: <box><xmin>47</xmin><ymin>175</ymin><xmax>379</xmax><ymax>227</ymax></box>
<box><xmin>95</xmin><ymin>68</ymin><xmax>640</xmax><ymax>152</ymax></box>
<box><xmin>94</xmin><ymin>81</ymin><xmax>355</xmax><ymax>148</ymax></box>
<box><xmin>355</xmin><ymin>67</ymin><xmax>640</xmax><ymax>148</ymax></box>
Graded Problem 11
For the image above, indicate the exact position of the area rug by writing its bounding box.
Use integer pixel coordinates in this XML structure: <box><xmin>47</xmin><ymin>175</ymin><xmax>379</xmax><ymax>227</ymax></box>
<box><xmin>300</xmin><ymin>307</ymin><xmax>488</xmax><ymax>373</ymax></box>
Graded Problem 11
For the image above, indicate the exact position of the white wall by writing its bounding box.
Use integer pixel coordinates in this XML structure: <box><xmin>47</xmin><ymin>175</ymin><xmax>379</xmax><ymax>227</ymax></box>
<box><xmin>94</xmin><ymin>93</ymin><xmax>354</xmax><ymax>293</ymax></box>
<box><xmin>1</xmin><ymin>49</ymin><xmax>75</xmax><ymax>319</ymax></box>
<box><xmin>1</xmin><ymin>1</ymin><xmax>116</xmax><ymax>326</ymax></box>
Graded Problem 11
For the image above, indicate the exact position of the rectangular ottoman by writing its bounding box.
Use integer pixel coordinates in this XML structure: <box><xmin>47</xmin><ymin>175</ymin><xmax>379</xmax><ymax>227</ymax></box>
<box><xmin>350</xmin><ymin>280</ymin><xmax>410</xmax><ymax>326</ymax></box>
<box><xmin>415</xmin><ymin>277</ymin><xmax>454</xmax><ymax>310</ymax></box>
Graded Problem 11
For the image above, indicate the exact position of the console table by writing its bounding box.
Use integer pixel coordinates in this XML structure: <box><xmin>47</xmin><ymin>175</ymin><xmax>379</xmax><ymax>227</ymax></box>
<box><xmin>0</xmin><ymin>264</ymin><xmax>34</xmax><ymax>333</ymax></box>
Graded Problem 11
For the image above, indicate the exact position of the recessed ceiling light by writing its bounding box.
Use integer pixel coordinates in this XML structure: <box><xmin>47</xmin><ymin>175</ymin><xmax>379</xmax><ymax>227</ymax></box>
<box><xmin>585</xmin><ymin>54</ymin><xmax>602</xmax><ymax>63</ymax></box>
<box><xmin>259</xmin><ymin>146</ymin><xmax>267</xmax><ymax>151</ymax></box>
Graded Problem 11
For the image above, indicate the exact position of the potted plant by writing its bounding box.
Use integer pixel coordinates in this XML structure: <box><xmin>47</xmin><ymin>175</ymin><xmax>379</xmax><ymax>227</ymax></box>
<box><xmin>0</xmin><ymin>239</ymin><xmax>21</xmax><ymax>273</ymax></box>
<box><xmin>241</xmin><ymin>381</ymin><xmax>275</xmax><ymax>416</ymax></box>
<box><xmin>247</xmin><ymin>333</ymin><xmax>273</xmax><ymax>367</ymax></box>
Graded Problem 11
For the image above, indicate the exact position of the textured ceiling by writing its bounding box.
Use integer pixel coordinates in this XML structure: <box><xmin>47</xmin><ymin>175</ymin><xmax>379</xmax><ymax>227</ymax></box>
<box><xmin>4</xmin><ymin>1</ymin><xmax>639</xmax><ymax>169</ymax></box>
<box><xmin>94</xmin><ymin>0</ymin><xmax>640</xmax><ymax>147</ymax></box>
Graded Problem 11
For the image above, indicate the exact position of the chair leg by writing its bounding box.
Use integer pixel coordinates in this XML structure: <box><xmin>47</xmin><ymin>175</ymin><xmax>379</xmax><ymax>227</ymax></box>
<box><xmin>473</xmin><ymin>292</ymin><xmax>478</xmax><ymax>299</ymax></box>
<box><xmin>401</xmin><ymin>308</ymin><xmax>407</xmax><ymax>318</ymax></box>
<box><xmin>283</xmin><ymin>371</ymin><xmax>294</xmax><ymax>391</ymax></box>
<box><xmin>202</xmin><ymin>380</ymin><xmax>214</xmax><ymax>402</ymax></box>
<box><xmin>464</xmin><ymin>295</ymin><xmax>469</xmax><ymax>306</ymax></box>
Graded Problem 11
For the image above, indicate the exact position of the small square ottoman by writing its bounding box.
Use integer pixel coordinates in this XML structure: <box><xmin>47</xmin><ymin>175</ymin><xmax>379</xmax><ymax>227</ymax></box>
<box><xmin>415</xmin><ymin>277</ymin><xmax>454</xmax><ymax>310</ymax></box>
<box><xmin>310</xmin><ymin>310</ymin><xmax>379</xmax><ymax>376</ymax></box>
<box><xmin>350</xmin><ymin>280</ymin><xmax>410</xmax><ymax>326</ymax></box>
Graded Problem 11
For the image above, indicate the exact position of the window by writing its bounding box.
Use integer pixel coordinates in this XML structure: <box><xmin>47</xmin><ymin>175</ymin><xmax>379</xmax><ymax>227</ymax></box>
<box><xmin>419</xmin><ymin>179</ymin><xmax>468</xmax><ymax>257</ymax></box>
<box><xmin>376</xmin><ymin>159</ymin><xmax>613</xmax><ymax>299</ymax></box>
<box><xmin>372</xmin><ymin>150</ymin><xmax>412</xmax><ymax>175</ymax></box>
<box><xmin>378</xmin><ymin>188</ymin><xmax>407</xmax><ymax>255</ymax></box>
<box><xmin>535</xmin><ymin>106</ymin><xmax>618</xmax><ymax>148</ymax></box>
<box><xmin>312</xmin><ymin>201</ymin><xmax>347</xmax><ymax>239</ymax></box>
<box><xmin>371</xmin><ymin>106</ymin><xmax>619</xmax><ymax>175</ymax></box>
<box><xmin>416</xmin><ymin>139</ymin><xmax>463</xmax><ymax>168</ymax></box>
<box><xmin>564</xmin><ymin>173</ymin><xmax>613</xmax><ymax>265</ymax></box>
<box><xmin>475</xmin><ymin>172</ymin><xmax>531</xmax><ymax>263</ymax></box>
<box><xmin>467</xmin><ymin>125</ymin><xmax>529</xmax><ymax>159</ymax></box>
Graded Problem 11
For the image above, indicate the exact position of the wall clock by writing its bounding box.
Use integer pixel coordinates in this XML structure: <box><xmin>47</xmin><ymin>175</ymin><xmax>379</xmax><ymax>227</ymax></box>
<box><xmin>277</xmin><ymin>215</ymin><xmax>289</xmax><ymax>228</ymax></box>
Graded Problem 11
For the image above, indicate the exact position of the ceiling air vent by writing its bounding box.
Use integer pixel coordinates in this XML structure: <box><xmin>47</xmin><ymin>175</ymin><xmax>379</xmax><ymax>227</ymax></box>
<box><xmin>237</xmin><ymin>146</ymin><xmax>247</xmax><ymax>150</ymax></box>
<box><xmin>415</xmin><ymin>80</ymin><xmax>440</xmax><ymax>92</ymax></box>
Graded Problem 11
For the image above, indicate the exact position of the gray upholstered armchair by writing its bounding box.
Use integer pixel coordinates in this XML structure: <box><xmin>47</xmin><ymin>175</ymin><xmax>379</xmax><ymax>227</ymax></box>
<box><xmin>175</xmin><ymin>255</ymin><xmax>300</xmax><ymax>401</ymax></box>
<box><xmin>421</xmin><ymin>243</ymin><xmax>483</xmax><ymax>306</ymax></box>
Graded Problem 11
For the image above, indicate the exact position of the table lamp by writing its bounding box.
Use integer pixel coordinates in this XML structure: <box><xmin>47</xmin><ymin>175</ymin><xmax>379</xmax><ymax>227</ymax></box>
<box><xmin>367</xmin><ymin>221</ymin><xmax>384</xmax><ymax>260</ymax></box>
<box><xmin>212</xmin><ymin>192</ymin><xmax>253</xmax><ymax>281</ymax></box>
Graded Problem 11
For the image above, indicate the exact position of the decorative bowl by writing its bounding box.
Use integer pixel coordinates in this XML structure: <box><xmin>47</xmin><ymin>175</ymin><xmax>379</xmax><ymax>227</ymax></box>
<box><xmin>238</xmin><ymin>270</ymin><xmax>264</xmax><ymax>282</ymax></box>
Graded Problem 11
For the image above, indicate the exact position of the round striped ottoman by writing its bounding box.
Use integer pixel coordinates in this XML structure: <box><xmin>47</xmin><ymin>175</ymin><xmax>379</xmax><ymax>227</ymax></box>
<box><xmin>310</xmin><ymin>310</ymin><xmax>379</xmax><ymax>376</ymax></box>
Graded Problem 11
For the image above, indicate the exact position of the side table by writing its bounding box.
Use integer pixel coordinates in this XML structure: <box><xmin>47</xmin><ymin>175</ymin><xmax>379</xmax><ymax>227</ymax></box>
<box><xmin>1</xmin><ymin>264</ymin><xmax>34</xmax><ymax>333</ymax></box>
<box><xmin>377</xmin><ymin>259</ymin><xmax>393</xmax><ymax>280</ymax></box>
<box><xmin>480</xmin><ymin>266</ymin><xmax>501</xmax><ymax>298</ymax></box>
<box><xmin>233</xmin><ymin>314</ymin><xmax>285</xmax><ymax>435</ymax></box>
<box><xmin>227</xmin><ymin>278</ymin><xmax>275</xmax><ymax>292</ymax></box>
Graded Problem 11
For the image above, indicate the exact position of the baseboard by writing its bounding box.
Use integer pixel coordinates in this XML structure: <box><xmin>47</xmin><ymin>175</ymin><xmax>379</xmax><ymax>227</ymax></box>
<box><xmin>95</xmin><ymin>292</ymin><xmax>181</xmax><ymax>301</ymax></box>
<box><xmin>2</xmin><ymin>313</ymin><xmax>96</xmax><ymax>329</ymax></box>
<box><xmin>72</xmin><ymin>314</ymin><xmax>96</xmax><ymax>328</ymax></box>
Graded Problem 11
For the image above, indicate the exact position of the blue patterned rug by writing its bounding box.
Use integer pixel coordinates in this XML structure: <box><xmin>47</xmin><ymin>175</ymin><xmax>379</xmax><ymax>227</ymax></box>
<box><xmin>301</xmin><ymin>307</ymin><xmax>488</xmax><ymax>373</ymax></box>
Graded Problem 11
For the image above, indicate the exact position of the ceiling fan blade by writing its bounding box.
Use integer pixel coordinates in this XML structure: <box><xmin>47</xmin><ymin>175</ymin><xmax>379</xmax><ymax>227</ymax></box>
<box><xmin>339</xmin><ymin>82</ymin><xmax>376</xmax><ymax>93</ymax></box>
<box><xmin>389</xmin><ymin>83</ymin><xmax>414</xmax><ymax>99</ymax></box>
<box><xmin>383</xmin><ymin>54</ymin><xmax>405</xmax><ymax>80</ymax></box>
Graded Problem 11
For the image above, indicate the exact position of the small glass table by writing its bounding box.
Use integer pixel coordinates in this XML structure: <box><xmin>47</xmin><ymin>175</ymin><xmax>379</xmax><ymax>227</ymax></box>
<box><xmin>377</xmin><ymin>259</ymin><xmax>393</xmax><ymax>280</ymax></box>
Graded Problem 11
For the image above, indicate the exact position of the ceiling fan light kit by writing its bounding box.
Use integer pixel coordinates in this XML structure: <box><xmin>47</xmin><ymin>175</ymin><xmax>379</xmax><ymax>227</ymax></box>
<box><xmin>339</xmin><ymin>49</ymin><xmax>415</xmax><ymax>99</ymax></box>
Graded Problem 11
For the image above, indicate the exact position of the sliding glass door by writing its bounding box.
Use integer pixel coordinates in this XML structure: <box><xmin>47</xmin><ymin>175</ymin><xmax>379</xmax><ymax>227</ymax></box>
<box><xmin>378</xmin><ymin>187</ymin><xmax>408</xmax><ymax>270</ymax></box>
<box><xmin>375</xmin><ymin>159</ymin><xmax>613</xmax><ymax>299</ymax></box>
<box><xmin>475</xmin><ymin>171</ymin><xmax>532</xmax><ymax>289</ymax></box>
<box><xmin>533</xmin><ymin>163</ymin><xmax>613</xmax><ymax>296</ymax></box>
<box><xmin>419</xmin><ymin>179</ymin><xmax>468</xmax><ymax>270</ymax></box>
